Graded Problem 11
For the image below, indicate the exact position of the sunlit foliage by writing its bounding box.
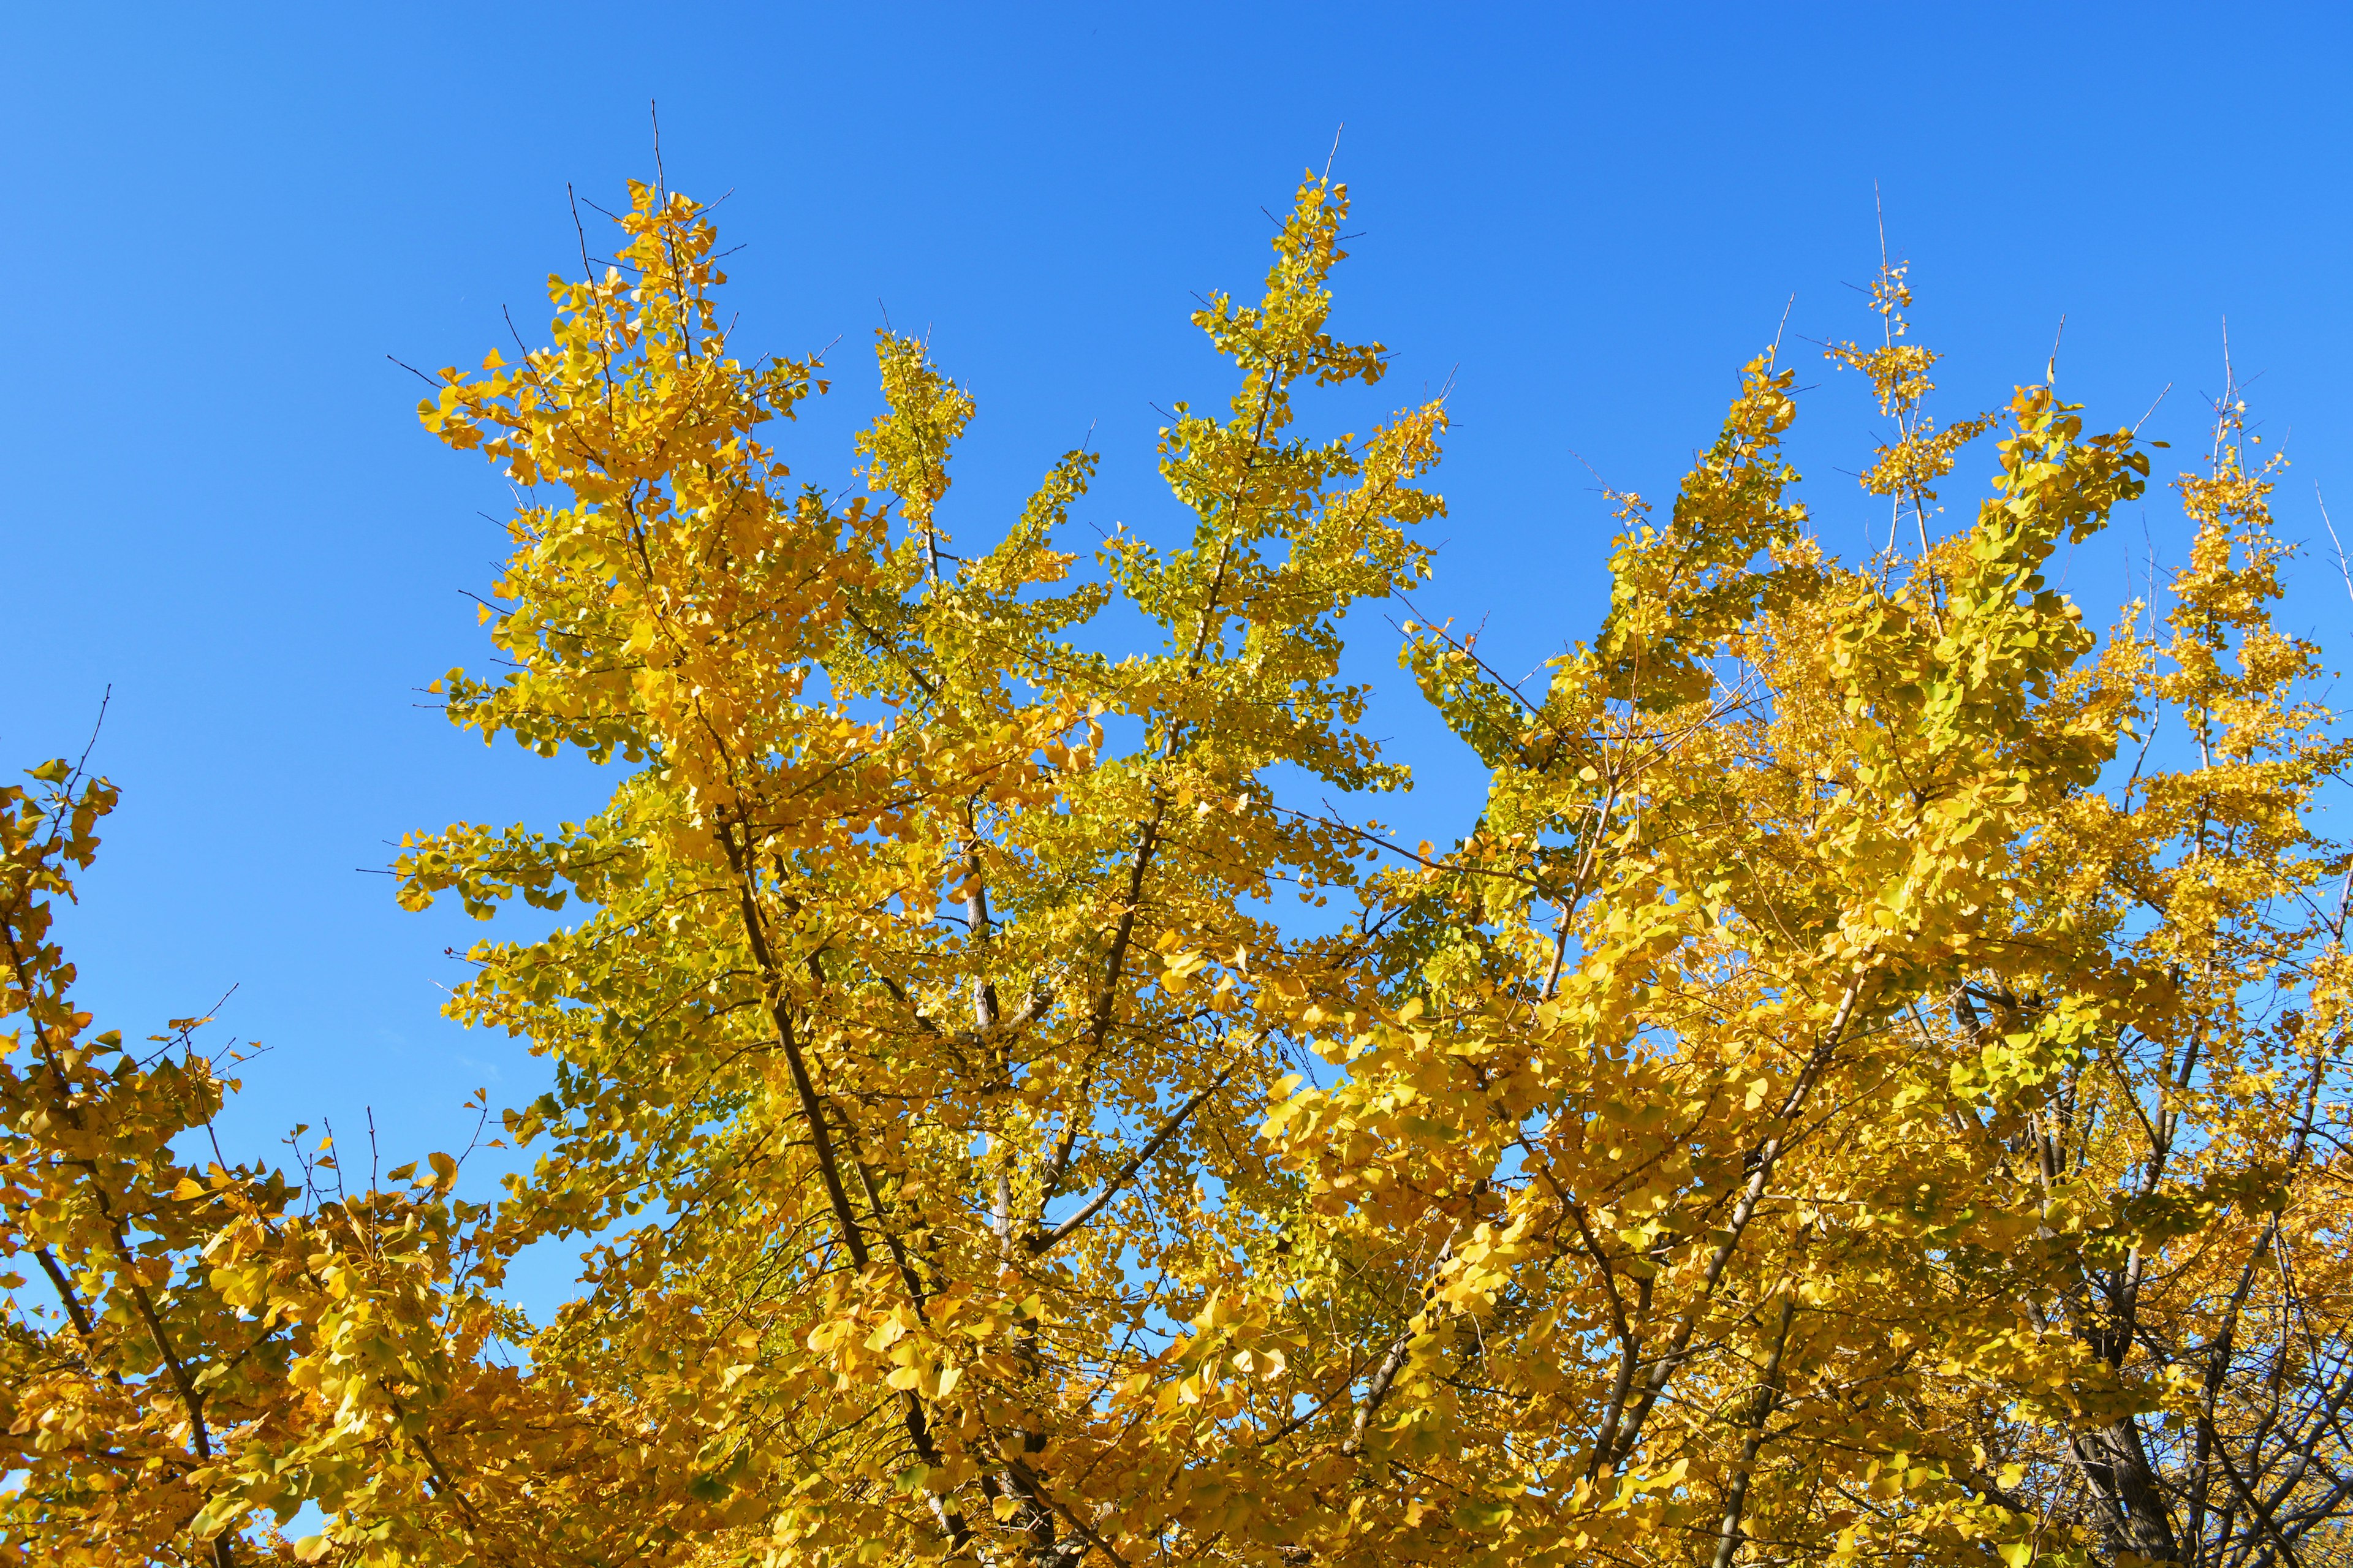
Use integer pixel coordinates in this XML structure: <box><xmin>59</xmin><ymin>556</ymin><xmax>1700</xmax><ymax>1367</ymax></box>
<box><xmin>7</xmin><ymin>175</ymin><xmax>2350</xmax><ymax>1568</ymax></box>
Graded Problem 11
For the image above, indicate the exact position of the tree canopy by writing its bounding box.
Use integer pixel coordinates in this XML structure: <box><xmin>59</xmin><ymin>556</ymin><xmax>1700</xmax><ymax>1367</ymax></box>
<box><xmin>7</xmin><ymin>174</ymin><xmax>2351</xmax><ymax>1568</ymax></box>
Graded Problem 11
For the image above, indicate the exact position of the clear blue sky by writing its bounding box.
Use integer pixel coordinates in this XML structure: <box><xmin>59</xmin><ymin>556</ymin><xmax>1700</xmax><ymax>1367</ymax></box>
<box><xmin>7</xmin><ymin>3</ymin><xmax>2349</xmax><ymax>1203</ymax></box>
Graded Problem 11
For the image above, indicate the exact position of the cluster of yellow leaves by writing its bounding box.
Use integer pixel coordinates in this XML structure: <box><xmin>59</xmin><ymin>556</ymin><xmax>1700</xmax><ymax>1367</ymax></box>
<box><xmin>9</xmin><ymin>173</ymin><xmax>2351</xmax><ymax>1568</ymax></box>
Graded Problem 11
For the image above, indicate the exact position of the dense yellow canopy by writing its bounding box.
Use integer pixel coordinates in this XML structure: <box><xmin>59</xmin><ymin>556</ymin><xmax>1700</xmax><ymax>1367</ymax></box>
<box><xmin>6</xmin><ymin>176</ymin><xmax>2349</xmax><ymax>1568</ymax></box>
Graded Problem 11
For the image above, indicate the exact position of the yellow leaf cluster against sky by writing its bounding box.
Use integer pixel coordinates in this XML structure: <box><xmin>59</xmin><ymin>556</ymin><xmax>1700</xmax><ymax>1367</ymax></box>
<box><xmin>10</xmin><ymin>165</ymin><xmax>2353</xmax><ymax>1568</ymax></box>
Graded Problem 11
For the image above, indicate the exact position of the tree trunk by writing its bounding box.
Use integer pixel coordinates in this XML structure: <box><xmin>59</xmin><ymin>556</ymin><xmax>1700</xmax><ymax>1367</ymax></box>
<box><xmin>2086</xmin><ymin>1415</ymin><xmax>2181</xmax><ymax>1564</ymax></box>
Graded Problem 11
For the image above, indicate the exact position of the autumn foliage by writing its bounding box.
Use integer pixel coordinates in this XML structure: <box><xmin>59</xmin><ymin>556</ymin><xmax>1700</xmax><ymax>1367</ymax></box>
<box><xmin>7</xmin><ymin>176</ymin><xmax>2352</xmax><ymax>1568</ymax></box>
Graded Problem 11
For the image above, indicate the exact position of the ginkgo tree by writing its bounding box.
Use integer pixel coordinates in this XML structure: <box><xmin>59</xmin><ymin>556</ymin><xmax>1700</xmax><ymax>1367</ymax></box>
<box><xmin>6</xmin><ymin>172</ymin><xmax>2351</xmax><ymax>1568</ymax></box>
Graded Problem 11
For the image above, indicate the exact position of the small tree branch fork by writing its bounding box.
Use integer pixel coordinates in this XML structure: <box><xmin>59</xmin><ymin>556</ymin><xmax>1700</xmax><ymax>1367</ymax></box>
<box><xmin>7</xmin><ymin>911</ymin><xmax>237</xmax><ymax>1568</ymax></box>
<box><xmin>1597</xmin><ymin>969</ymin><xmax>1871</xmax><ymax>1476</ymax></box>
<box><xmin>719</xmin><ymin>821</ymin><xmax>975</xmax><ymax>1556</ymax></box>
<box><xmin>1028</xmin><ymin>1061</ymin><xmax>1243</xmax><ymax>1257</ymax></box>
<box><xmin>1342</xmin><ymin>1219</ymin><xmax>1466</xmax><ymax>1458</ymax></box>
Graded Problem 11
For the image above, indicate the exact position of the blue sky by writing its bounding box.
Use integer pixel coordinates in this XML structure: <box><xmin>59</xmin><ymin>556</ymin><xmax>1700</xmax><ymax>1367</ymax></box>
<box><xmin>6</xmin><ymin>2</ymin><xmax>2349</xmax><ymax>1213</ymax></box>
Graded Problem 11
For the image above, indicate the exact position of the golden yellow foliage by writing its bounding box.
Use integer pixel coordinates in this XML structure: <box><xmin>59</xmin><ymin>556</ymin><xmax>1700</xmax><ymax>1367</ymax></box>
<box><xmin>7</xmin><ymin>174</ymin><xmax>2351</xmax><ymax>1568</ymax></box>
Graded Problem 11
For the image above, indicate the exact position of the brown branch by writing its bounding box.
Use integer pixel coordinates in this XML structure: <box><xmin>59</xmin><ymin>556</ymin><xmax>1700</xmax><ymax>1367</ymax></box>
<box><xmin>1342</xmin><ymin>1220</ymin><xmax>1464</xmax><ymax>1458</ymax></box>
<box><xmin>1603</xmin><ymin>969</ymin><xmax>1870</xmax><ymax>1472</ymax></box>
<box><xmin>718</xmin><ymin>820</ymin><xmax>973</xmax><ymax>1555</ymax></box>
<box><xmin>33</xmin><ymin>1246</ymin><xmax>104</xmax><ymax>1346</ymax></box>
<box><xmin>1029</xmin><ymin>1061</ymin><xmax>1242</xmax><ymax>1256</ymax></box>
<box><xmin>1710</xmin><ymin>1296</ymin><xmax>1798</xmax><ymax>1568</ymax></box>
